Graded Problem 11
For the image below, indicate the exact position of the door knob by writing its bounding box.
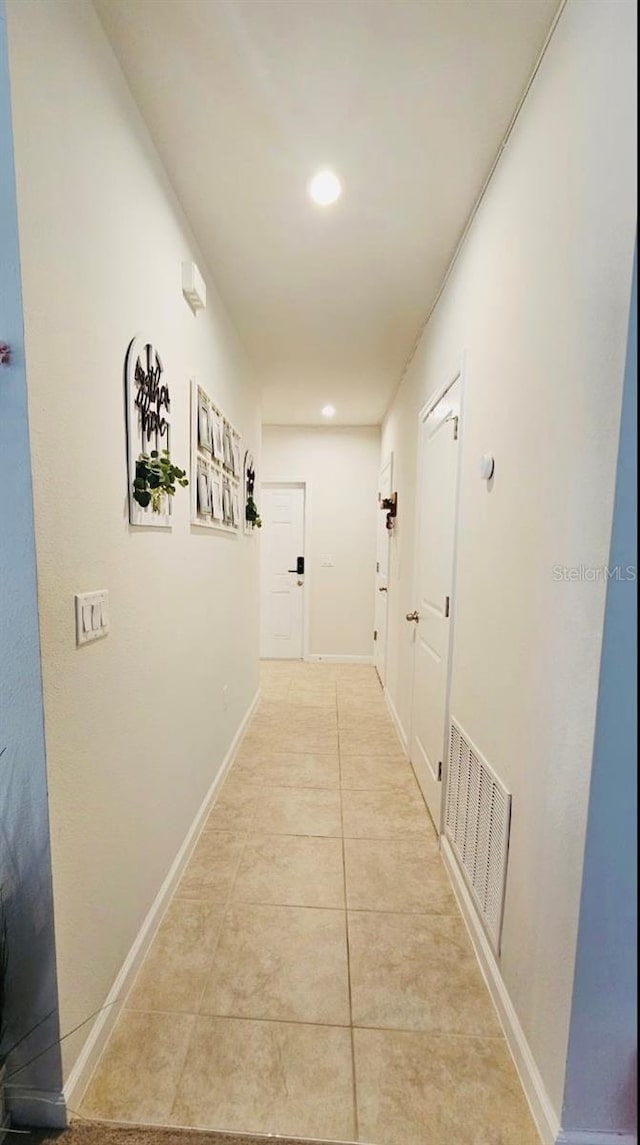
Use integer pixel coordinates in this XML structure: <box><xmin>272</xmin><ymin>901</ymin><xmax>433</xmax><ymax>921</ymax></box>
<box><xmin>378</xmin><ymin>586</ymin><xmax>388</xmax><ymax>593</ymax></box>
<box><xmin>405</xmin><ymin>610</ymin><xmax>419</xmax><ymax>622</ymax></box>
<box><xmin>297</xmin><ymin>579</ymin><xmax>304</xmax><ymax>586</ymax></box>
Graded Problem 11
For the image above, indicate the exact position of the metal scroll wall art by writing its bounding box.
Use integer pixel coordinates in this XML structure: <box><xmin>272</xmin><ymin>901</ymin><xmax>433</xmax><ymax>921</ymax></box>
<box><xmin>125</xmin><ymin>337</ymin><xmax>188</xmax><ymax>528</ymax></box>
<box><xmin>190</xmin><ymin>379</ymin><xmax>242</xmax><ymax>533</ymax></box>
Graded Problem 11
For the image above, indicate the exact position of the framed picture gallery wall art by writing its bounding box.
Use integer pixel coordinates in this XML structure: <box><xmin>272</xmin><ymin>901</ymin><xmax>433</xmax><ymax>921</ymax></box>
<box><xmin>190</xmin><ymin>379</ymin><xmax>242</xmax><ymax>533</ymax></box>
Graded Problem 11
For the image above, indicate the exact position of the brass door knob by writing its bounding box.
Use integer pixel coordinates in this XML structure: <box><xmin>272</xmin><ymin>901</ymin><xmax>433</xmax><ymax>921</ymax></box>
<box><xmin>405</xmin><ymin>610</ymin><xmax>419</xmax><ymax>622</ymax></box>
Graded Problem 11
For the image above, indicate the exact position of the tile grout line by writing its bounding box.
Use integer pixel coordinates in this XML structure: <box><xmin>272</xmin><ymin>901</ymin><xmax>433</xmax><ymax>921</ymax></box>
<box><xmin>174</xmin><ymin>898</ymin><xmax>459</xmax><ymax>918</ymax></box>
<box><xmin>89</xmin><ymin>752</ymin><xmax>261</xmax><ymax>1118</ymax></box>
<box><xmin>337</xmin><ymin>705</ymin><xmax>360</xmax><ymax>1145</ymax></box>
<box><xmin>206</xmin><ymin>829</ymin><xmax>436</xmax><ymax>843</ymax></box>
<box><xmin>166</xmin><ymin>746</ymin><xmax>261</xmax><ymax>1125</ymax></box>
<box><xmin>162</xmin><ymin>676</ymin><xmax>341</xmax><ymax>1118</ymax></box>
<box><xmin>120</xmin><ymin>1007</ymin><xmax>506</xmax><ymax>1042</ymax></box>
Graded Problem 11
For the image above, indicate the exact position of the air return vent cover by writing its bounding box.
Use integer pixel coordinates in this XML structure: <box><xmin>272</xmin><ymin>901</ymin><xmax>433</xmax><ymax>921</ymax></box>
<box><xmin>182</xmin><ymin>261</ymin><xmax>206</xmax><ymax>313</ymax></box>
<box><xmin>445</xmin><ymin>719</ymin><xmax>511</xmax><ymax>954</ymax></box>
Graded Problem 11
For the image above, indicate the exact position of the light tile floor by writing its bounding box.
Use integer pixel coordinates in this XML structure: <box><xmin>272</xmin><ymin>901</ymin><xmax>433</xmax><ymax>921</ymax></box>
<box><xmin>80</xmin><ymin>662</ymin><xmax>540</xmax><ymax>1145</ymax></box>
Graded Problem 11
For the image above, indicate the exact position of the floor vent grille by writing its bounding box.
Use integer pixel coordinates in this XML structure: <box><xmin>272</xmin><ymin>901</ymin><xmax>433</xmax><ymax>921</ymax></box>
<box><xmin>445</xmin><ymin>718</ymin><xmax>511</xmax><ymax>954</ymax></box>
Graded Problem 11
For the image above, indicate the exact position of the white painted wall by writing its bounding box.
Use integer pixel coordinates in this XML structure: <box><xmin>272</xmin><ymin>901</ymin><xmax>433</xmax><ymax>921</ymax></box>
<box><xmin>381</xmin><ymin>0</ymin><xmax>636</xmax><ymax>1133</ymax></box>
<box><xmin>6</xmin><ymin>0</ymin><xmax>260</xmax><ymax>1081</ymax></box>
<box><xmin>261</xmin><ymin>426</ymin><xmax>380</xmax><ymax>659</ymax></box>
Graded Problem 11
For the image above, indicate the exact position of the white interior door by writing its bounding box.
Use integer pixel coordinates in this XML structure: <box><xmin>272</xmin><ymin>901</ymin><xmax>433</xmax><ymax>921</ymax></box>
<box><xmin>374</xmin><ymin>454</ymin><xmax>393</xmax><ymax>685</ymax></box>
<box><xmin>260</xmin><ymin>484</ymin><xmax>305</xmax><ymax>660</ymax></box>
<box><xmin>408</xmin><ymin>378</ymin><xmax>461</xmax><ymax>830</ymax></box>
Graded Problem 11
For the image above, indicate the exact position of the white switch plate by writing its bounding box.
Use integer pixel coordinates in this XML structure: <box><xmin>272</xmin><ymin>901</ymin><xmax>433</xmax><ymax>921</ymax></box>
<box><xmin>320</xmin><ymin>556</ymin><xmax>334</xmax><ymax>567</ymax></box>
<box><xmin>75</xmin><ymin>590</ymin><xmax>109</xmax><ymax>646</ymax></box>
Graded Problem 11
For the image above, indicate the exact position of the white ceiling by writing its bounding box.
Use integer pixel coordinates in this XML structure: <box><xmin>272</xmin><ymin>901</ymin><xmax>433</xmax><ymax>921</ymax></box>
<box><xmin>96</xmin><ymin>0</ymin><xmax>559</xmax><ymax>426</ymax></box>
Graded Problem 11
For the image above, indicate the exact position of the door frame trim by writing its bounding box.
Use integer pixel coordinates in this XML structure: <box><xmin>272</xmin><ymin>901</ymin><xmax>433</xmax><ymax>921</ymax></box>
<box><xmin>261</xmin><ymin>479</ymin><xmax>311</xmax><ymax>660</ymax></box>
<box><xmin>409</xmin><ymin>354</ymin><xmax>466</xmax><ymax>832</ymax></box>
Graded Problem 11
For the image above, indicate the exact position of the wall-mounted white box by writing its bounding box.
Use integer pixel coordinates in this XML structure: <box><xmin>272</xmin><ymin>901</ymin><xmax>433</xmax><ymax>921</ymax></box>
<box><xmin>75</xmin><ymin>590</ymin><xmax>109</xmax><ymax>646</ymax></box>
<box><xmin>182</xmin><ymin>261</ymin><xmax>206</xmax><ymax>314</ymax></box>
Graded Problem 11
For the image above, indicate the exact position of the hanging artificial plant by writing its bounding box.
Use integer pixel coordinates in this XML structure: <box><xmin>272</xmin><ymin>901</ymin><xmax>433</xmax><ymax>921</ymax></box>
<box><xmin>244</xmin><ymin>453</ymin><xmax>261</xmax><ymax>528</ymax></box>
<box><xmin>245</xmin><ymin>495</ymin><xmax>262</xmax><ymax>528</ymax></box>
<box><xmin>132</xmin><ymin>449</ymin><xmax>188</xmax><ymax>513</ymax></box>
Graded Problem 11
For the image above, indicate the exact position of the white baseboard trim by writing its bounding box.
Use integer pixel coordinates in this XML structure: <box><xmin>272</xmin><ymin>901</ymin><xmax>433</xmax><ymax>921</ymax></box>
<box><xmin>383</xmin><ymin>686</ymin><xmax>409</xmax><ymax>753</ymax></box>
<box><xmin>440</xmin><ymin>836</ymin><xmax>560</xmax><ymax>1145</ymax></box>
<box><xmin>63</xmin><ymin>687</ymin><xmax>261</xmax><ymax>1115</ymax></box>
<box><xmin>304</xmin><ymin>654</ymin><xmax>374</xmax><ymax>664</ymax></box>
<box><xmin>555</xmin><ymin>1133</ymin><xmax>637</xmax><ymax>1145</ymax></box>
<box><xmin>4</xmin><ymin>1086</ymin><xmax>67</xmax><ymax>1129</ymax></box>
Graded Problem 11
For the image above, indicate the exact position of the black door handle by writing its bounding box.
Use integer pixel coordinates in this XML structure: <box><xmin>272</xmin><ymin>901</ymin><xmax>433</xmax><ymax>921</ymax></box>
<box><xmin>288</xmin><ymin>556</ymin><xmax>305</xmax><ymax>574</ymax></box>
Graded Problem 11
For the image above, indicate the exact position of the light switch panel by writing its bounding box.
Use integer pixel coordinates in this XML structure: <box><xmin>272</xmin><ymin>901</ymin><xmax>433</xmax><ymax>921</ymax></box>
<box><xmin>320</xmin><ymin>556</ymin><xmax>335</xmax><ymax>567</ymax></box>
<box><xmin>75</xmin><ymin>590</ymin><xmax>109</xmax><ymax>645</ymax></box>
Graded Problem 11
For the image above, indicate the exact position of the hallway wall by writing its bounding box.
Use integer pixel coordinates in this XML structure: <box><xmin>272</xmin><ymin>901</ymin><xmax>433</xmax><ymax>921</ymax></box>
<box><xmin>6</xmin><ymin>0</ymin><xmax>260</xmax><ymax>1085</ymax></box>
<box><xmin>0</xmin><ymin>4</ymin><xmax>62</xmax><ymax>1121</ymax></box>
<box><xmin>561</xmin><ymin>248</ymin><xmax>637</xmax><ymax>1138</ymax></box>
<box><xmin>380</xmin><ymin>0</ymin><xmax>636</xmax><ymax>1135</ymax></box>
<box><xmin>261</xmin><ymin>426</ymin><xmax>379</xmax><ymax>660</ymax></box>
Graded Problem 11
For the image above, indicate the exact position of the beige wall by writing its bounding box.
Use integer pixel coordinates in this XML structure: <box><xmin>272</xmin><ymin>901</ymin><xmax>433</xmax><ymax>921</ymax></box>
<box><xmin>381</xmin><ymin>0</ymin><xmax>636</xmax><ymax>1128</ymax></box>
<box><xmin>261</xmin><ymin>426</ymin><xmax>380</xmax><ymax>659</ymax></box>
<box><xmin>7</xmin><ymin>0</ymin><xmax>260</xmax><ymax>1079</ymax></box>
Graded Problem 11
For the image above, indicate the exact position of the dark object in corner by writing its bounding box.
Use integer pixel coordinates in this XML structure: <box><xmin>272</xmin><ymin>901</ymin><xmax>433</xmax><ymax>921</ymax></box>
<box><xmin>380</xmin><ymin>491</ymin><xmax>398</xmax><ymax>531</ymax></box>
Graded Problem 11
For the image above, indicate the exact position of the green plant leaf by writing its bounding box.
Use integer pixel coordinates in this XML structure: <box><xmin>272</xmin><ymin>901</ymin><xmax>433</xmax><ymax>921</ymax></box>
<box><xmin>133</xmin><ymin>450</ymin><xmax>188</xmax><ymax>509</ymax></box>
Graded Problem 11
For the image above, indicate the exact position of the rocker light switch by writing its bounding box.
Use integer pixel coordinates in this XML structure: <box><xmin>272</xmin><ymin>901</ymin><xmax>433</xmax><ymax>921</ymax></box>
<box><xmin>75</xmin><ymin>591</ymin><xmax>109</xmax><ymax>646</ymax></box>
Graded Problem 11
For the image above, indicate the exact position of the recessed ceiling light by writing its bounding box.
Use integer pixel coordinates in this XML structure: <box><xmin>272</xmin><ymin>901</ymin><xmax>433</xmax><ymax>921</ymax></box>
<box><xmin>308</xmin><ymin>170</ymin><xmax>342</xmax><ymax>207</ymax></box>
<box><xmin>322</xmin><ymin>405</ymin><xmax>336</xmax><ymax>418</ymax></box>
